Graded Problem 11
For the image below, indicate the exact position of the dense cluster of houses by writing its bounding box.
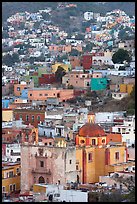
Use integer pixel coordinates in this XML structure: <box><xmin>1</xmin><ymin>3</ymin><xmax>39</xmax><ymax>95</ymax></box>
<box><xmin>2</xmin><ymin>3</ymin><xmax>135</xmax><ymax>202</ymax></box>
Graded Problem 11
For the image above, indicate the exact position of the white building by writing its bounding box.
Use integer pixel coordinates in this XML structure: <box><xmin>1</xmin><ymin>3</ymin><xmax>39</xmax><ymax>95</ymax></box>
<box><xmin>95</xmin><ymin>111</ymin><xmax>126</xmax><ymax>125</ymax></box>
<box><xmin>84</xmin><ymin>12</ymin><xmax>93</xmax><ymax>21</ymax></box>
<box><xmin>34</xmin><ymin>184</ymin><xmax>88</xmax><ymax>202</ymax></box>
<box><xmin>38</xmin><ymin>114</ymin><xmax>64</xmax><ymax>137</ymax></box>
<box><xmin>4</xmin><ymin>143</ymin><xmax>21</xmax><ymax>162</ymax></box>
<box><xmin>111</xmin><ymin>115</ymin><xmax>135</xmax><ymax>147</ymax></box>
<box><xmin>111</xmin><ymin>92</ymin><xmax>128</xmax><ymax>100</ymax></box>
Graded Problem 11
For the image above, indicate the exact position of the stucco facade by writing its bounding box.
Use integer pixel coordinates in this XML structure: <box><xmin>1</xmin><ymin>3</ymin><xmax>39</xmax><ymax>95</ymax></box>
<box><xmin>20</xmin><ymin>144</ymin><xmax>77</xmax><ymax>193</ymax></box>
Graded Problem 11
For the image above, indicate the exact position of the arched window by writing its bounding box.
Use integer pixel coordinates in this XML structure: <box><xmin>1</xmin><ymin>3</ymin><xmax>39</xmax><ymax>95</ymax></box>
<box><xmin>39</xmin><ymin>176</ymin><xmax>45</xmax><ymax>183</ymax></box>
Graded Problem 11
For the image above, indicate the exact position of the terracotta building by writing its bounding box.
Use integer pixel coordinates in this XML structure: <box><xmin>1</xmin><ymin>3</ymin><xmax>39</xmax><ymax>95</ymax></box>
<box><xmin>38</xmin><ymin>73</ymin><xmax>56</xmax><ymax>86</ymax></box>
<box><xmin>2</xmin><ymin>124</ymin><xmax>38</xmax><ymax>144</ymax></box>
<box><xmin>68</xmin><ymin>56</ymin><xmax>81</xmax><ymax>69</ymax></box>
<box><xmin>28</xmin><ymin>88</ymin><xmax>74</xmax><ymax>102</ymax></box>
<box><xmin>14</xmin><ymin>81</ymin><xmax>34</xmax><ymax>97</ymax></box>
<box><xmin>81</xmin><ymin>54</ymin><xmax>92</xmax><ymax>70</ymax></box>
<box><xmin>75</xmin><ymin>122</ymin><xmax>134</xmax><ymax>184</ymax></box>
<box><xmin>13</xmin><ymin>108</ymin><xmax>45</xmax><ymax>128</ymax></box>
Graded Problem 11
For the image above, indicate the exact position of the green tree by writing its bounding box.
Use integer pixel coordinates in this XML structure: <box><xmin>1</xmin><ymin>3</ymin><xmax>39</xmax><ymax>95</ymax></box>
<box><xmin>55</xmin><ymin>66</ymin><xmax>66</xmax><ymax>83</ymax></box>
<box><xmin>83</xmin><ymin>43</ymin><xmax>94</xmax><ymax>53</ymax></box>
<box><xmin>112</xmin><ymin>49</ymin><xmax>132</xmax><ymax>64</ymax></box>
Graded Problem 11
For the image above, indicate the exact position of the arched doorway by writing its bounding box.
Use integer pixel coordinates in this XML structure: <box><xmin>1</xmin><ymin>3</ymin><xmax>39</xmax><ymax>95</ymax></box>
<box><xmin>39</xmin><ymin>176</ymin><xmax>45</xmax><ymax>183</ymax></box>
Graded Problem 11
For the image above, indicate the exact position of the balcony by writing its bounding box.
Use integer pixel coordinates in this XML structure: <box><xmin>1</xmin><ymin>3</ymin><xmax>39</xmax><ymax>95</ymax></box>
<box><xmin>32</xmin><ymin>168</ymin><xmax>51</xmax><ymax>175</ymax></box>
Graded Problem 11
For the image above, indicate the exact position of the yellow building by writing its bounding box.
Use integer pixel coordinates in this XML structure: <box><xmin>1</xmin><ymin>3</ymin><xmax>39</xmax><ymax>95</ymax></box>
<box><xmin>33</xmin><ymin>184</ymin><xmax>46</xmax><ymax>193</ymax></box>
<box><xmin>75</xmin><ymin>123</ymin><xmax>134</xmax><ymax>184</ymax></box>
<box><xmin>120</xmin><ymin>84</ymin><xmax>134</xmax><ymax>94</ymax></box>
<box><xmin>2</xmin><ymin>109</ymin><xmax>13</xmax><ymax>122</ymax></box>
<box><xmin>2</xmin><ymin>162</ymin><xmax>21</xmax><ymax>197</ymax></box>
<box><xmin>52</xmin><ymin>63</ymin><xmax>70</xmax><ymax>73</ymax></box>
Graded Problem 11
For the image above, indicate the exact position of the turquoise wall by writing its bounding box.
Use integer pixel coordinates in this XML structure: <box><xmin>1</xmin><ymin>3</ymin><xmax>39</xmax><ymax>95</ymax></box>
<box><xmin>90</xmin><ymin>78</ymin><xmax>108</xmax><ymax>91</ymax></box>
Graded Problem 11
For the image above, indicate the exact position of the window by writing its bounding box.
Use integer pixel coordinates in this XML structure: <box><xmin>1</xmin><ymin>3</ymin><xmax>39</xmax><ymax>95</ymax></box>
<box><xmin>40</xmin><ymin>161</ymin><xmax>44</xmax><ymax>167</ymax></box>
<box><xmin>44</xmin><ymin>131</ymin><xmax>46</xmax><ymax>136</ymax></box>
<box><xmin>102</xmin><ymin>139</ymin><xmax>105</xmax><ymax>143</ymax></box>
<box><xmin>9</xmin><ymin>184</ymin><xmax>13</xmax><ymax>192</ymax></box>
<box><xmin>32</xmin><ymin>115</ymin><xmax>34</xmax><ymax>122</ymax></box>
<box><xmin>50</xmin><ymin>132</ymin><xmax>52</xmax><ymax>137</ymax></box>
<box><xmin>76</xmin><ymin>75</ymin><xmax>78</xmax><ymax>78</ymax></box>
<box><xmin>17</xmin><ymin>87</ymin><xmax>20</xmax><ymax>91</ymax></box>
<box><xmin>49</xmin><ymin>142</ymin><xmax>52</xmax><ymax>145</ymax></box>
<box><xmin>76</xmin><ymin>165</ymin><xmax>79</xmax><ymax>170</ymax></box>
<box><xmin>39</xmin><ymin>93</ymin><xmax>42</xmax><ymax>96</ymax></box>
<box><xmin>69</xmin><ymin>160</ymin><xmax>72</xmax><ymax>164</ymax></box>
<box><xmin>30</xmin><ymin>94</ymin><xmax>32</xmax><ymax>96</ymax></box>
<box><xmin>45</xmin><ymin>143</ymin><xmax>47</xmax><ymax>146</ymax></box>
<box><xmin>45</xmin><ymin>94</ymin><xmax>48</xmax><ymax>96</ymax></box>
<box><xmin>16</xmin><ymin>168</ymin><xmax>20</xmax><ymax>173</ymax></box>
<box><xmin>92</xmin><ymin>139</ymin><xmax>96</xmax><ymax>145</ymax></box>
<box><xmin>9</xmin><ymin>171</ymin><xmax>13</xmax><ymax>178</ymax></box>
<box><xmin>26</xmin><ymin>115</ymin><xmax>29</xmax><ymax>121</ymax></box>
<box><xmin>87</xmin><ymin>82</ymin><xmax>90</xmax><ymax>86</ymax></box>
<box><xmin>2</xmin><ymin>186</ymin><xmax>5</xmax><ymax>193</ymax></box>
<box><xmin>80</xmin><ymin>140</ymin><xmax>85</xmax><ymax>144</ymax></box>
<box><xmin>13</xmin><ymin>184</ymin><xmax>16</xmax><ymax>191</ymax></box>
<box><xmin>19</xmin><ymin>115</ymin><xmax>22</xmax><ymax>119</ymax></box>
<box><xmin>37</xmin><ymin>116</ymin><xmax>40</xmax><ymax>121</ymax></box>
<box><xmin>88</xmin><ymin>153</ymin><xmax>92</xmax><ymax>162</ymax></box>
<box><xmin>115</xmin><ymin>152</ymin><xmax>119</xmax><ymax>160</ymax></box>
<box><xmin>25</xmin><ymin>134</ymin><xmax>29</xmax><ymax>142</ymax></box>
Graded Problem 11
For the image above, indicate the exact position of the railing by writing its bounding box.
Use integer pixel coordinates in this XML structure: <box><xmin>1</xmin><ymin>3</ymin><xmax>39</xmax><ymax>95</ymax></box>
<box><xmin>32</xmin><ymin>168</ymin><xmax>51</xmax><ymax>175</ymax></box>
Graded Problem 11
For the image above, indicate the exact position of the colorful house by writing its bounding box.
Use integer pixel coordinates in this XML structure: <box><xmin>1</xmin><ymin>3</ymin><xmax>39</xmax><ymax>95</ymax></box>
<box><xmin>90</xmin><ymin>78</ymin><xmax>108</xmax><ymax>91</ymax></box>
<box><xmin>2</xmin><ymin>162</ymin><xmax>21</xmax><ymax>197</ymax></box>
<box><xmin>52</xmin><ymin>63</ymin><xmax>70</xmax><ymax>73</ymax></box>
<box><xmin>2</xmin><ymin>108</ymin><xmax>13</xmax><ymax>122</ymax></box>
<box><xmin>75</xmin><ymin>122</ymin><xmax>133</xmax><ymax>184</ymax></box>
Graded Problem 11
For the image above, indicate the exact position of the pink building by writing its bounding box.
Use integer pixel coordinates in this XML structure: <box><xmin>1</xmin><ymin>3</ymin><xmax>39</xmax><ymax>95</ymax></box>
<box><xmin>20</xmin><ymin>144</ymin><xmax>77</xmax><ymax>193</ymax></box>
<box><xmin>62</xmin><ymin>72</ymin><xmax>92</xmax><ymax>89</ymax></box>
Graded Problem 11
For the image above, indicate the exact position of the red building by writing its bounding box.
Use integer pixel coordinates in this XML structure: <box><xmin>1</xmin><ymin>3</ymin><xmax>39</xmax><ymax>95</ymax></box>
<box><xmin>13</xmin><ymin>108</ymin><xmax>45</xmax><ymax>128</ymax></box>
<box><xmin>39</xmin><ymin>73</ymin><xmax>56</xmax><ymax>86</ymax></box>
<box><xmin>81</xmin><ymin>54</ymin><xmax>92</xmax><ymax>70</ymax></box>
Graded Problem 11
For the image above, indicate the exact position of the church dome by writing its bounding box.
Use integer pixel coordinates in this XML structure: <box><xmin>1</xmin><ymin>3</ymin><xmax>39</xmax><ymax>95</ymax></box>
<box><xmin>79</xmin><ymin>123</ymin><xmax>105</xmax><ymax>137</ymax></box>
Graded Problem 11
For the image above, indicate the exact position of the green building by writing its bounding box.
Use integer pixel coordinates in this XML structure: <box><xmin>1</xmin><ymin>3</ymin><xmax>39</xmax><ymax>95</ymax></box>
<box><xmin>90</xmin><ymin>78</ymin><xmax>108</xmax><ymax>91</ymax></box>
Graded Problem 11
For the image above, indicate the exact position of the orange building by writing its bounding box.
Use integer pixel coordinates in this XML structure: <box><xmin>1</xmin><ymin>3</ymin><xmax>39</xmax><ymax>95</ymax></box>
<box><xmin>75</xmin><ymin>122</ymin><xmax>132</xmax><ymax>184</ymax></box>
<box><xmin>119</xmin><ymin>84</ymin><xmax>134</xmax><ymax>94</ymax></box>
<box><xmin>28</xmin><ymin>88</ymin><xmax>74</xmax><ymax>102</ymax></box>
<box><xmin>14</xmin><ymin>81</ymin><xmax>34</xmax><ymax>97</ymax></box>
<box><xmin>69</xmin><ymin>56</ymin><xmax>81</xmax><ymax>69</ymax></box>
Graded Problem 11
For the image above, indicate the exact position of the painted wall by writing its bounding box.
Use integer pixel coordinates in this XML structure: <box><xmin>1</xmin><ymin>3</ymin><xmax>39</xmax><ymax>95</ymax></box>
<box><xmin>90</xmin><ymin>78</ymin><xmax>108</xmax><ymax>91</ymax></box>
<box><xmin>2</xmin><ymin>109</ymin><xmax>13</xmax><ymax>122</ymax></box>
